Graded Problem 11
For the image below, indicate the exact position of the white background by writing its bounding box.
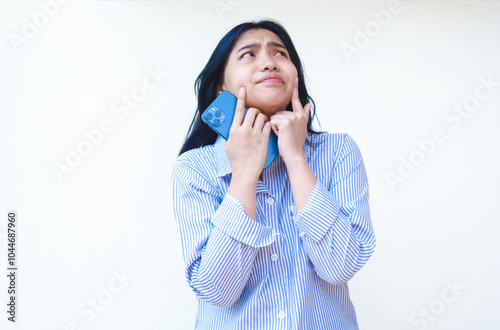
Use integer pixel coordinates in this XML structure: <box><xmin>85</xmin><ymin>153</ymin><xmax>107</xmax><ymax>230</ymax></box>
<box><xmin>1</xmin><ymin>1</ymin><xmax>500</xmax><ymax>329</ymax></box>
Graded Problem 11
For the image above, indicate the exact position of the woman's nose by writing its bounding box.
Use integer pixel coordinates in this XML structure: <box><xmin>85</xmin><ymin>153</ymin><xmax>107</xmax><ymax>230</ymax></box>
<box><xmin>259</xmin><ymin>53</ymin><xmax>279</xmax><ymax>71</ymax></box>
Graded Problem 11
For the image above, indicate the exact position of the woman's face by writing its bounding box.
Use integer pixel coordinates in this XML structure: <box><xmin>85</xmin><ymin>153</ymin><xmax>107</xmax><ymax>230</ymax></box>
<box><xmin>219</xmin><ymin>28</ymin><xmax>298</xmax><ymax>117</ymax></box>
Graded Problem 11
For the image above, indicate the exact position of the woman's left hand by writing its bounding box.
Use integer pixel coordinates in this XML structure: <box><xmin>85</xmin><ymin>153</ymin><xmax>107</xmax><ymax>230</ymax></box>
<box><xmin>270</xmin><ymin>76</ymin><xmax>312</xmax><ymax>165</ymax></box>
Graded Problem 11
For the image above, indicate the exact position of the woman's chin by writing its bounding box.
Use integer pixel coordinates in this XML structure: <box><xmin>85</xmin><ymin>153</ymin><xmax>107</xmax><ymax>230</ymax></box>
<box><xmin>247</xmin><ymin>99</ymin><xmax>289</xmax><ymax>113</ymax></box>
<box><xmin>251</xmin><ymin>104</ymin><xmax>287</xmax><ymax>117</ymax></box>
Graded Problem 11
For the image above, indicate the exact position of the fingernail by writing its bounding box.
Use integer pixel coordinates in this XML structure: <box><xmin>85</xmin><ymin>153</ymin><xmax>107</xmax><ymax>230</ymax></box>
<box><xmin>239</xmin><ymin>87</ymin><xmax>245</xmax><ymax>97</ymax></box>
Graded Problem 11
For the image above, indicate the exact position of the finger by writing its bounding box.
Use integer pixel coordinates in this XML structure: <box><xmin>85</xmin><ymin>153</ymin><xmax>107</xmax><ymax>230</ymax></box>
<box><xmin>231</xmin><ymin>87</ymin><xmax>246</xmax><ymax>129</ymax></box>
<box><xmin>262</xmin><ymin>121</ymin><xmax>272</xmax><ymax>137</ymax></box>
<box><xmin>269</xmin><ymin>116</ymin><xmax>279</xmax><ymax>128</ymax></box>
<box><xmin>270</xmin><ymin>118</ymin><xmax>284</xmax><ymax>135</ymax></box>
<box><xmin>242</xmin><ymin>108</ymin><xmax>259</xmax><ymax>128</ymax></box>
<box><xmin>291</xmin><ymin>76</ymin><xmax>302</xmax><ymax>113</ymax></box>
<box><xmin>253</xmin><ymin>113</ymin><xmax>268</xmax><ymax>131</ymax></box>
<box><xmin>270</xmin><ymin>110</ymin><xmax>288</xmax><ymax>119</ymax></box>
<box><xmin>269</xmin><ymin>122</ymin><xmax>279</xmax><ymax>137</ymax></box>
<box><xmin>270</xmin><ymin>116</ymin><xmax>290</xmax><ymax>129</ymax></box>
<box><xmin>269</xmin><ymin>112</ymin><xmax>290</xmax><ymax>124</ymax></box>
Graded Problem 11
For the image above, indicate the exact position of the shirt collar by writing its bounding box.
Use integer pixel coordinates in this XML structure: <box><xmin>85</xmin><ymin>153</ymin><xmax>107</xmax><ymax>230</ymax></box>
<box><xmin>214</xmin><ymin>135</ymin><xmax>232</xmax><ymax>178</ymax></box>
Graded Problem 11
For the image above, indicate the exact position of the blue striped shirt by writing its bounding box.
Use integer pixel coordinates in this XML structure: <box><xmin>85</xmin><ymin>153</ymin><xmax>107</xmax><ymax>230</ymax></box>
<box><xmin>171</xmin><ymin>133</ymin><xmax>375</xmax><ymax>329</ymax></box>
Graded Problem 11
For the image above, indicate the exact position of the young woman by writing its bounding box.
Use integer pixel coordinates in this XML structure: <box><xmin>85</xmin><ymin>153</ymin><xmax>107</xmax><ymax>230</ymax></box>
<box><xmin>172</xmin><ymin>19</ymin><xmax>375</xmax><ymax>329</ymax></box>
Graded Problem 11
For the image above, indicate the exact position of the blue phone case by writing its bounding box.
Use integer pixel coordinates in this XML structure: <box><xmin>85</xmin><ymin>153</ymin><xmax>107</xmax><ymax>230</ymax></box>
<box><xmin>201</xmin><ymin>91</ymin><xmax>279</xmax><ymax>169</ymax></box>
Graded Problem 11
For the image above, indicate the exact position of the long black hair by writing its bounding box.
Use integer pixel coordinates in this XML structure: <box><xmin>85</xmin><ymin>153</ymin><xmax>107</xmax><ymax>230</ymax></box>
<box><xmin>179</xmin><ymin>19</ymin><xmax>321</xmax><ymax>156</ymax></box>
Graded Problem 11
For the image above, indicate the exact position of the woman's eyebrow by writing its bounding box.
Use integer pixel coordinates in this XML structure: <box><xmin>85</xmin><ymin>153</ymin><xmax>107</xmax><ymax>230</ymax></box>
<box><xmin>237</xmin><ymin>41</ymin><xmax>287</xmax><ymax>53</ymax></box>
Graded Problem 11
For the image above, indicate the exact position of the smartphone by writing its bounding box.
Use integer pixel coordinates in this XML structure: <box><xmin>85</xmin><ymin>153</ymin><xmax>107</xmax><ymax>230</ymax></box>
<box><xmin>201</xmin><ymin>91</ymin><xmax>279</xmax><ymax>169</ymax></box>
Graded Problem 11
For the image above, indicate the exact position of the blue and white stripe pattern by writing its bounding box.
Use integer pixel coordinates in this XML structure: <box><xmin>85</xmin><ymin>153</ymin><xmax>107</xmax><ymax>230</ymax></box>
<box><xmin>171</xmin><ymin>133</ymin><xmax>376</xmax><ymax>329</ymax></box>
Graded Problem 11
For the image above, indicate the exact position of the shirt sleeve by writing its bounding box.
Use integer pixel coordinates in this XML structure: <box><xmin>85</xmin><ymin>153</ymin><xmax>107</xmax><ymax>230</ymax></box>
<box><xmin>171</xmin><ymin>158</ymin><xmax>276</xmax><ymax>307</ymax></box>
<box><xmin>293</xmin><ymin>134</ymin><xmax>376</xmax><ymax>284</ymax></box>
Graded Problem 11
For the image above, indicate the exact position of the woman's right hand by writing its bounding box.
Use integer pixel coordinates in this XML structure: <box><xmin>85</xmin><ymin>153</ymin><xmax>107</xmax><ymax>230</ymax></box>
<box><xmin>224</xmin><ymin>87</ymin><xmax>271</xmax><ymax>183</ymax></box>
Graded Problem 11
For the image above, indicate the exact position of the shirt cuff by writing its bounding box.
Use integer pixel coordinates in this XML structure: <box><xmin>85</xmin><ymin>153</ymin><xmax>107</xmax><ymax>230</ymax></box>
<box><xmin>210</xmin><ymin>193</ymin><xmax>276</xmax><ymax>248</ymax></box>
<box><xmin>294</xmin><ymin>181</ymin><xmax>342</xmax><ymax>243</ymax></box>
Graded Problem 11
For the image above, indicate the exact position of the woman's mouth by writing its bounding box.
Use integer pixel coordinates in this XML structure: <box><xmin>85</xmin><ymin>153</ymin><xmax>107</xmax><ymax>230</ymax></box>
<box><xmin>258</xmin><ymin>74</ymin><xmax>284</xmax><ymax>84</ymax></box>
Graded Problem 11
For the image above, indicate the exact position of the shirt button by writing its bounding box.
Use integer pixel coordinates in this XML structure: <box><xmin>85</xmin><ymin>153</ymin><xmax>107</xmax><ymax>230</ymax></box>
<box><xmin>271</xmin><ymin>253</ymin><xmax>278</xmax><ymax>262</ymax></box>
<box><xmin>267</xmin><ymin>197</ymin><xmax>275</xmax><ymax>205</ymax></box>
<box><xmin>278</xmin><ymin>311</ymin><xmax>286</xmax><ymax>319</ymax></box>
<box><xmin>289</xmin><ymin>205</ymin><xmax>294</xmax><ymax>212</ymax></box>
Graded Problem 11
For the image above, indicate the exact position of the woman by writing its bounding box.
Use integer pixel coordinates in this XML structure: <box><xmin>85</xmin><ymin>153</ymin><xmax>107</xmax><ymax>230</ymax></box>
<box><xmin>172</xmin><ymin>19</ymin><xmax>375</xmax><ymax>329</ymax></box>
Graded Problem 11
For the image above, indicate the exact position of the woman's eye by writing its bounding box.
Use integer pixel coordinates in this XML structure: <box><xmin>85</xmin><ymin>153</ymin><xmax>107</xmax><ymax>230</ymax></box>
<box><xmin>274</xmin><ymin>51</ymin><xmax>287</xmax><ymax>57</ymax></box>
<box><xmin>241</xmin><ymin>52</ymin><xmax>254</xmax><ymax>58</ymax></box>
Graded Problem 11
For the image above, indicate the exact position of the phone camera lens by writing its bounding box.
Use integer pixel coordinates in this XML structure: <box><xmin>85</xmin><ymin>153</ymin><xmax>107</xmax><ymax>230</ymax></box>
<box><xmin>215</xmin><ymin>110</ymin><xmax>222</xmax><ymax>117</ymax></box>
<box><xmin>207</xmin><ymin>113</ymin><xmax>213</xmax><ymax>120</ymax></box>
<box><xmin>214</xmin><ymin>119</ymin><xmax>220</xmax><ymax>126</ymax></box>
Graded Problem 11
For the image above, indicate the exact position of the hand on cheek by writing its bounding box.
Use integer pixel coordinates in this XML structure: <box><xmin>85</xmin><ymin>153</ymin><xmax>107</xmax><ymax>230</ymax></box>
<box><xmin>270</xmin><ymin>77</ymin><xmax>311</xmax><ymax>164</ymax></box>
